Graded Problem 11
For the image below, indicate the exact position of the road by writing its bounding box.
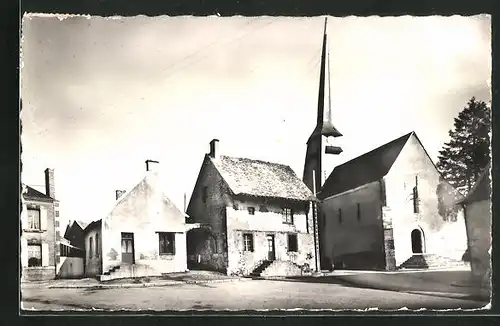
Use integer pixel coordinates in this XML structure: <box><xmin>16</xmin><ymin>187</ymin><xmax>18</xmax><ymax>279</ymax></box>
<box><xmin>21</xmin><ymin>279</ymin><xmax>488</xmax><ymax>311</ymax></box>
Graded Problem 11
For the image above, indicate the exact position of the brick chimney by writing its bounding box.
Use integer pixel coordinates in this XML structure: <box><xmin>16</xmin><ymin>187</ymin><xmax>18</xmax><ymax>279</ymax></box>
<box><xmin>209</xmin><ymin>139</ymin><xmax>219</xmax><ymax>159</ymax></box>
<box><xmin>44</xmin><ymin>168</ymin><xmax>56</xmax><ymax>199</ymax></box>
<box><xmin>145</xmin><ymin>159</ymin><xmax>160</xmax><ymax>174</ymax></box>
<box><xmin>115</xmin><ymin>190</ymin><xmax>126</xmax><ymax>200</ymax></box>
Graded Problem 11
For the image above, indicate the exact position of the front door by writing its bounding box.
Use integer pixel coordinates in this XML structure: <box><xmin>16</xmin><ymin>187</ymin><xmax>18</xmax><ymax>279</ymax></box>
<box><xmin>121</xmin><ymin>232</ymin><xmax>135</xmax><ymax>264</ymax></box>
<box><xmin>267</xmin><ymin>235</ymin><xmax>276</xmax><ymax>261</ymax></box>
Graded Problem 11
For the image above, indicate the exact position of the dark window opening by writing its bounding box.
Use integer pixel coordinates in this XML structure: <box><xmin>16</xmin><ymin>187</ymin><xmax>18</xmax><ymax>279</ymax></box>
<box><xmin>338</xmin><ymin>208</ymin><xmax>343</xmax><ymax>224</ymax></box>
<box><xmin>159</xmin><ymin>232</ymin><xmax>176</xmax><ymax>255</ymax></box>
<box><xmin>243</xmin><ymin>233</ymin><xmax>254</xmax><ymax>252</ymax></box>
<box><xmin>28</xmin><ymin>244</ymin><xmax>42</xmax><ymax>267</ymax></box>
<box><xmin>89</xmin><ymin>237</ymin><xmax>93</xmax><ymax>259</ymax></box>
<box><xmin>96</xmin><ymin>233</ymin><xmax>100</xmax><ymax>257</ymax></box>
<box><xmin>357</xmin><ymin>203</ymin><xmax>361</xmax><ymax>221</ymax></box>
<box><xmin>288</xmin><ymin>234</ymin><xmax>298</xmax><ymax>252</ymax></box>
<box><xmin>248</xmin><ymin>207</ymin><xmax>255</xmax><ymax>215</ymax></box>
<box><xmin>413</xmin><ymin>176</ymin><xmax>419</xmax><ymax>214</ymax></box>
<box><xmin>202</xmin><ymin>186</ymin><xmax>208</xmax><ymax>203</ymax></box>
<box><xmin>282</xmin><ymin>208</ymin><xmax>294</xmax><ymax>224</ymax></box>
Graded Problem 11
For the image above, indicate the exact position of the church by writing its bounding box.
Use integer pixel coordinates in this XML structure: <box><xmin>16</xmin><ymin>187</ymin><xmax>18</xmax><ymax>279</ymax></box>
<box><xmin>302</xmin><ymin>19</ymin><xmax>469</xmax><ymax>271</ymax></box>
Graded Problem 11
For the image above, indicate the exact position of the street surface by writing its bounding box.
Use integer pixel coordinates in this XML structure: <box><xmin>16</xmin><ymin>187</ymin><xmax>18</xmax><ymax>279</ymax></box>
<box><xmin>22</xmin><ymin>279</ymin><xmax>488</xmax><ymax>311</ymax></box>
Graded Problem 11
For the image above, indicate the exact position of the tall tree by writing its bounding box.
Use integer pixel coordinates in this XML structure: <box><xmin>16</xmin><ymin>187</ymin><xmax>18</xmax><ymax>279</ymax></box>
<box><xmin>437</xmin><ymin>97</ymin><xmax>491</xmax><ymax>196</ymax></box>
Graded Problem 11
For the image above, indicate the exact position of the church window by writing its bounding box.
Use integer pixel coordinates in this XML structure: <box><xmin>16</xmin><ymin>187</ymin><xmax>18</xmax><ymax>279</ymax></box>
<box><xmin>338</xmin><ymin>208</ymin><xmax>342</xmax><ymax>224</ymax></box>
<box><xmin>357</xmin><ymin>203</ymin><xmax>361</xmax><ymax>221</ymax></box>
<box><xmin>202</xmin><ymin>187</ymin><xmax>208</xmax><ymax>203</ymax></box>
<box><xmin>413</xmin><ymin>176</ymin><xmax>419</xmax><ymax>214</ymax></box>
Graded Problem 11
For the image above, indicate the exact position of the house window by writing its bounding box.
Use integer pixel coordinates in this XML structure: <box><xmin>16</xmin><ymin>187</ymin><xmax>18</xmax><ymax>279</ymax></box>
<box><xmin>55</xmin><ymin>220</ymin><xmax>59</xmax><ymax>227</ymax></box>
<box><xmin>96</xmin><ymin>233</ymin><xmax>100</xmax><ymax>257</ymax></box>
<box><xmin>89</xmin><ymin>237</ymin><xmax>94</xmax><ymax>258</ymax></box>
<box><xmin>28</xmin><ymin>244</ymin><xmax>42</xmax><ymax>267</ymax></box>
<box><xmin>55</xmin><ymin>211</ymin><xmax>59</xmax><ymax>218</ymax></box>
<box><xmin>243</xmin><ymin>233</ymin><xmax>254</xmax><ymax>252</ymax></box>
<box><xmin>27</xmin><ymin>207</ymin><xmax>41</xmax><ymax>230</ymax></box>
<box><xmin>282</xmin><ymin>208</ymin><xmax>294</xmax><ymax>224</ymax></box>
<box><xmin>159</xmin><ymin>232</ymin><xmax>175</xmax><ymax>255</ymax></box>
<box><xmin>248</xmin><ymin>207</ymin><xmax>255</xmax><ymax>215</ymax></box>
<box><xmin>202</xmin><ymin>186</ymin><xmax>208</xmax><ymax>203</ymax></box>
<box><xmin>288</xmin><ymin>234</ymin><xmax>298</xmax><ymax>252</ymax></box>
<box><xmin>357</xmin><ymin>203</ymin><xmax>361</xmax><ymax>221</ymax></box>
<box><xmin>338</xmin><ymin>208</ymin><xmax>342</xmax><ymax>224</ymax></box>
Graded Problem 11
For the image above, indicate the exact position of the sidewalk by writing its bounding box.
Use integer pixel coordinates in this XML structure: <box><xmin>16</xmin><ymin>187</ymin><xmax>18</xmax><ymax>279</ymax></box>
<box><xmin>22</xmin><ymin>270</ymin><xmax>250</xmax><ymax>289</ymax></box>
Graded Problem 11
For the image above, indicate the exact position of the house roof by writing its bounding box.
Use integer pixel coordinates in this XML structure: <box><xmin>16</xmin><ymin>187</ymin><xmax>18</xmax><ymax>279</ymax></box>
<box><xmin>23</xmin><ymin>185</ymin><xmax>54</xmax><ymax>201</ymax></box>
<box><xmin>458</xmin><ymin>163</ymin><xmax>491</xmax><ymax>204</ymax></box>
<box><xmin>319</xmin><ymin>132</ymin><xmax>413</xmax><ymax>199</ymax></box>
<box><xmin>210</xmin><ymin>155</ymin><xmax>315</xmax><ymax>201</ymax></box>
<box><xmin>75</xmin><ymin>220</ymin><xmax>89</xmax><ymax>230</ymax></box>
<box><xmin>83</xmin><ymin>219</ymin><xmax>102</xmax><ymax>233</ymax></box>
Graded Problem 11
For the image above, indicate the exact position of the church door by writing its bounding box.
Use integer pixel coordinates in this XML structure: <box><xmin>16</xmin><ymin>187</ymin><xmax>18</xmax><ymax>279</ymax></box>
<box><xmin>411</xmin><ymin>229</ymin><xmax>423</xmax><ymax>254</ymax></box>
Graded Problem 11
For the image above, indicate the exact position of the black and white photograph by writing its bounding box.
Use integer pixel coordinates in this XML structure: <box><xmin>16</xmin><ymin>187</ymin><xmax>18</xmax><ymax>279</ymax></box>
<box><xmin>20</xmin><ymin>14</ymin><xmax>492</xmax><ymax>311</ymax></box>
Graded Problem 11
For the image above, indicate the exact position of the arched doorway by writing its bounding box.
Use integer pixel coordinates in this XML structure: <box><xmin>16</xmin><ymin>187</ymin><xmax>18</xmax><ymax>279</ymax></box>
<box><xmin>411</xmin><ymin>229</ymin><xmax>423</xmax><ymax>254</ymax></box>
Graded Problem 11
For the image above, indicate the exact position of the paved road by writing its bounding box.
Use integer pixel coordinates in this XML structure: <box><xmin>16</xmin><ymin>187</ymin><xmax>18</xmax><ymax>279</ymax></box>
<box><xmin>21</xmin><ymin>279</ymin><xmax>488</xmax><ymax>311</ymax></box>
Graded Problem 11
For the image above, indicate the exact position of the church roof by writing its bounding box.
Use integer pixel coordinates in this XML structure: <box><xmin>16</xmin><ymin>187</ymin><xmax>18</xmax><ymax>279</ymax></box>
<box><xmin>319</xmin><ymin>132</ymin><xmax>413</xmax><ymax>199</ymax></box>
<box><xmin>211</xmin><ymin>155</ymin><xmax>315</xmax><ymax>202</ymax></box>
<box><xmin>458</xmin><ymin>163</ymin><xmax>491</xmax><ymax>204</ymax></box>
<box><xmin>23</xmin><ymin>185</ymin><xmax>54</xmax><ymax>201</ymax></box>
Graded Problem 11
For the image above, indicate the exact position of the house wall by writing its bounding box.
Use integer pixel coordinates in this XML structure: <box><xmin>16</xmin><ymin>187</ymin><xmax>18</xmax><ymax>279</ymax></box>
<box><xmin>57</xmin><ymin>257</ymin><xmax>85</xmax><ymax>279</ymax></box>
<box><xmin>225</xmin><ymin>198</ymin><xmax>315</xmax><ymax>275</ymax></box>
<box><xmin>186</xmin><ymin>157</ymin><xmax>232</xmax><ymax>272</ymax></box>
<box><xmin>101</xmin><ymin>175</ymin><xmax>188</xmax><ymax>277</ymax></box>
<box><xmin>84</xmin><ymin>226</ymin><xmax>103</xmax><ymax>277</ymax></box>
<box><xmin>464</xmin><ymin>200</ymin><xmax>491</xmax><ymax>282</ymax></box>
<box><xmin>21</xmin><ymin>200</ymin><xmax>57</xmax><ymax>281</ymax></box>
<box><xmin>319</xmin><ymin>181</ymin><xmax>386</xmax><ymax>270</ymax></box>
<box><xmin>384</xmin><ymin>134</ymin><xmax>468</xmax><ymax>267</ymax></box>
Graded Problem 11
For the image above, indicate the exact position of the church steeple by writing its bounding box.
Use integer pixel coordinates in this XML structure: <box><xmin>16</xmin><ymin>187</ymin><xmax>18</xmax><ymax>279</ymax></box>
<box><xmin>303</xmin><ymin>17</ymin><xmax>343</xmax><ymax>194</ymax></box>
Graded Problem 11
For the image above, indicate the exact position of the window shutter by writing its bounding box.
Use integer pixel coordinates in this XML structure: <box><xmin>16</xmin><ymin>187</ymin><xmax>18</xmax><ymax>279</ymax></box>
<box><xmin>41</xmin><ymin>242</ymin><xmax>49</xmax><ymax>267</ymax></box>
<box><xmin>21</xmin><ymin>204</ymin><xmax>28</xmax><ymax>231</ymax></box>
<box><xmin>21</xmin><ymin>238</ymin><xmax>28</xmax><ymax>267</ymax></box>
<box><xmin>40</xmin><ymin>207</ymin><xmax>48</xmax><ymax>231</ymax></box>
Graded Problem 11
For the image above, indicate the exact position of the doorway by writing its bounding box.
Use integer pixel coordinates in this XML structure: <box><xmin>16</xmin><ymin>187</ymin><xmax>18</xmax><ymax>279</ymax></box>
<box><xmin>121</xmin><ymin>232</ymin><xmax>135</xmax><ymax>264</ymax></box>
<box><xmin>411</xmin><ymin>229</ymin><xmax>423</xmax><ymax>254</ymax></box>
<box><xmin>267</xmin><ymin>235</ymin><xmax>276</xmax><ymax>261</ymax></box>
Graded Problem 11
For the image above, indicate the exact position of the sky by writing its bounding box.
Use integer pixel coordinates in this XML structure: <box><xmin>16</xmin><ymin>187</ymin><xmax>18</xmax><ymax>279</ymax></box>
<box><xmin>20</xmin><ymin>14</ymin><xmax>491</xmax><ymax>228</ymax></box>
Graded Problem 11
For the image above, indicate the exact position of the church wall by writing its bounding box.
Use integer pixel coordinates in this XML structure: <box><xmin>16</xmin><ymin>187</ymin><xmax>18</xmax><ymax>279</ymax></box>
<box><xmin>384</xmin><ymin>134</ymin><xmax>468</xmax><ymax>267</ymax></box>
<box><xmin>320</xmin><ymin>181</ymin><xmax>386</xmax><ymax>270</ymax></box>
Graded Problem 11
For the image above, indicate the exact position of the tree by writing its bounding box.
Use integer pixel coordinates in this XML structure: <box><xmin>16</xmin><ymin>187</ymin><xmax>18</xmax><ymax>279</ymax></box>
<box><xmin>437</xmin><ymin>97</ymin><xmax>491</xmax><ymax>196</ymax></box>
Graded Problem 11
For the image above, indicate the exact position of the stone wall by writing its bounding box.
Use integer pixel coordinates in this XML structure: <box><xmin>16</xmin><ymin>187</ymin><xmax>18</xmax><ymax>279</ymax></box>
<box><xmin>85</xmin><ymin>225</ymin><xmax>103</xmax><ymax>277</ymax></box>
<box><xmin>57</xmin><ymin>257</ymin><xmax>85</xmax><ymax>279</ymax></box>
<box><xmin>319</xmin><ymin>181</ymin><xmax>386</xmax><ymax>270</ymax></box>
<box><xmin>385</xmin><ymin>133</ymin><xmax>468</xmax><ymax>267</ymax></box>
<box><xmin>464</xmin><ymin>199</ymin><xmax>491</xmax><ymax>282</ymax></box>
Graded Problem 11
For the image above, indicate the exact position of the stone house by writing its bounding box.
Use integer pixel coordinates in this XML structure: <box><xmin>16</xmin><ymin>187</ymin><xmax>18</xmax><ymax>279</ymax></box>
<box><xmin>83</xmin><ymin>160</ymin><xmax>190</xmax><ymax>280</ymax></box>
<box><xmin>457</xmin><ymin>163</ymin><xmax>491</xmax><ymax>286</ymax></box>
<box><xmin>317</xmin><ymin>132</ymin><xmax>468</xmax><ymax>271</ymax></box>
<box><xmin>186</xmin><ymin>139</ymin><xmax>318</xmax><ymax>277</ymax></box>
<box><xmin>21</xmin><ymin>169</ymin><xmax>61</xmax><ymax>281</ymax></box>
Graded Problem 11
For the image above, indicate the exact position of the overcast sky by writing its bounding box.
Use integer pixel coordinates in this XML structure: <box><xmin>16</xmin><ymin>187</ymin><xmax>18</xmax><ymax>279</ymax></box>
<box><xmin>20</xmin><ymin>14</ymin><xmax>491</xmax><ymax>227</ymax></box>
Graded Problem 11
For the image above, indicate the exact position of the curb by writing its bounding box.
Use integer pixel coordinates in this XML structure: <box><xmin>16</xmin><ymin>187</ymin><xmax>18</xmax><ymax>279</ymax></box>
<box><xmin>46</xmin><ymin>277</ymin><xmax>250</xmax><ymax>289</ymax></box>
<box><xmin>405</xmin><ymin>290</ymin><xmax>491</xmax><ymax>302</ymax></box>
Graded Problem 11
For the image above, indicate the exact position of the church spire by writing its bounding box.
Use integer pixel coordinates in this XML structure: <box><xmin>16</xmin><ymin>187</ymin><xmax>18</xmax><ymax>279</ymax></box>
<box><xmin>315</xmin><ymin>17</ymin><xmax>342</xmax><ymax>139</ymax></box>
<box><xmin>303</xmin><ymin>17</ymin><xmax>343</xmax><ymax>194</ymax></box>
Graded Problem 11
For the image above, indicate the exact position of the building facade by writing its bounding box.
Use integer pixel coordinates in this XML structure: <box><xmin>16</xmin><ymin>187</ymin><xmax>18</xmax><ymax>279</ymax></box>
<box><xmin>84</xmin><ymin>160</ymin><xmax>190</xmax><ymax>280</ymax></box>
<box><xmin>187</xmin><ymin>139</ymin><xmax>318</xmax><ymax>277</ymax></box>
<box><xmin>21</xmin><ymin>169</ymin><xmax>60</xmax><ymax>281</ymax></box>
<box><xmin>458</xmin><ymin>164</ymin><xmax>491</xmax><ymax>286</ymax></box>
<box><xmin>317</xmin><ymin>132</ymin><xmax>468</xmax><ymax>270</ymax></box>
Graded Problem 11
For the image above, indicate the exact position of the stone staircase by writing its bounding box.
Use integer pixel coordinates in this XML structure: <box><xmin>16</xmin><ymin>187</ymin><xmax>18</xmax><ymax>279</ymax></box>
<box><xmin>98</xmin><ymin>264</ymin><xmax>157</xmax><ymax>281</ymax></box>
<box><xmin>399</xmin><ymin>254</ymin><xmax>469</xmax><ymax>270</ymax></box>
<box><xmin>250</xmin><ymin>260</ymin><xmax>303</xmax><ymax>277</ymax></box>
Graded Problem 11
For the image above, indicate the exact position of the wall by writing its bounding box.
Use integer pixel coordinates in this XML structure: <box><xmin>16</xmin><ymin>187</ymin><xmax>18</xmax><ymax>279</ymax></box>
<box><xmin>319</xmin><ymin>181</ymin><xmax>386</xmax><ymax>270</ymax></box>
<box><xmin>84</xmin><ymin>225</ymin><xmax>102</xmax><ymax>277</ymax></box>
<box><xmin>226</xmin><ymin>198</ymin><xmax>315</xmax><ymax>275</ymax></box>
<box><xmin>21</xmin><ymin>200</ymin><xmax>57</xmax><ymax>281</ymax></box>
<box><xmin>101</xmin><ymin>173</ymin><xmax>187</xmax><ymax>277</ymax></box>
<box><xmin>57</xmin><ymin>257</ymin><xmax>85</xmax><ymax>279</ymax></box>
<box><xmin>385</xmin><ymin>134</ymin><xmax>468</xmax><ymax>267</ymax></box>
<box><xmin>464</xmin><ymin>200</ymin><xmax>491</xmax><ymax>282</ymax></box>
<box><xmin>186</xmin><ymin>156</ymin><xmax>232</xmax><ymax>272</ymax></box>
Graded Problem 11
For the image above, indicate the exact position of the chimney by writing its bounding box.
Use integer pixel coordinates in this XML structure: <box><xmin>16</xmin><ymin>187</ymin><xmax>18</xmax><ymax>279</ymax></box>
<box><xmin>44</xmin><ymin>168</ymin><xmax>56</xmax><ymax>199</ymax></box>
<box><xmin>209</xmin><ymin>139</ymin><xmax>219</xmax><ymax>159</ymax></box>
<box><xmin>115</xmin><ymin>190</ymin><xmax>126</xmax><ymax>200</ymax></box>
<box><xmin>145</xmin><ymin>159</ymin><xmax>160</xmax><ymax>174</ymax></box>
